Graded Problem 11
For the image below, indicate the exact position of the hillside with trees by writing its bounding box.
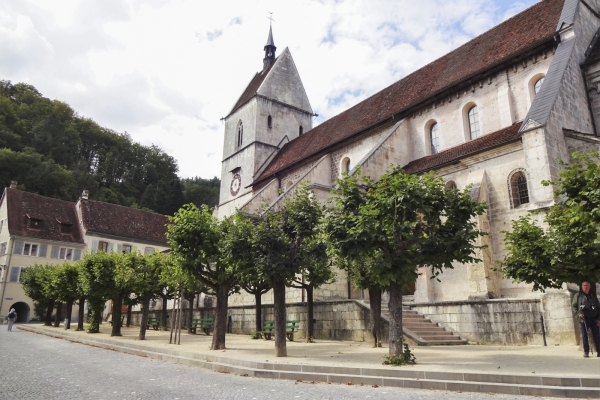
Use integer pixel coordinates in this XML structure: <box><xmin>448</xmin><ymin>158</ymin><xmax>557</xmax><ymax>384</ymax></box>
<box><xmin>0</xmin><ymin>80</ymin><xmax>219</xmax><ymax>214</ymax></box>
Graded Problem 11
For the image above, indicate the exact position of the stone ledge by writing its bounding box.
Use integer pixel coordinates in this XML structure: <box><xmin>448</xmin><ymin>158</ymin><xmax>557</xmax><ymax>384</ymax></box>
<box><xmin>410</xmin><ymin>298</ymin><xmax>541</xmax><ymax>307</ymax></box>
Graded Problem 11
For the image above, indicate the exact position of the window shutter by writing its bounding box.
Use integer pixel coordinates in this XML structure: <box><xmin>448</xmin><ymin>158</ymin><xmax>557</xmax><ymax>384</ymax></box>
<box><xmin>38</xmin><ymin>244</ymin><xmax>48</xmax><ymax>258</ymax></box>
<box><xmin>91</xmin><ymin>240</ymin><xmax>98</xmax><ymax>251</ymax></box>
<box><xmin>116</xmin><ymin>244</ymin><xmax>122</xmax><ymax>254</ymax></box>
<box><xmin>13</xmin><ymin>241</ymin><xmax>23</xmax><ymax>255</ymax></box>
<box><xmin>108</xmin><ymin>243</ymin><xmax>114</xmax><ymax>253</ymax></box>
<box><xmin>50</xmin><ymin>245</ymin><xmax>59</xmax><ymax>259</ymax></box>
<box><xmin>73</xmin><ymin>249</ymin><xmax>81</xmax><ymax>261</ymax></box>
<box><xmin>9</xmin><ymin>267</ymin><xmax>20</xmax><ymax>282</ymax></box>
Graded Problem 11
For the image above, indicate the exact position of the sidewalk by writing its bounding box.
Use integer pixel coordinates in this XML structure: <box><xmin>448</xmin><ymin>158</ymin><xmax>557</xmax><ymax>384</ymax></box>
<box><xmin>18</xmin><ymin>324</ymin><xmax>600</xmax><ymax>399</ymax></box>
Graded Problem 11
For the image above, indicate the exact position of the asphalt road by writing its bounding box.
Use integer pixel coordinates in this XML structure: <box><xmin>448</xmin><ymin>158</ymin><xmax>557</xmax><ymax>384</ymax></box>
<box><xmin>0</xmin><ymin>325</ymin><xmax>565</xmax><ymax>400</ymax></box>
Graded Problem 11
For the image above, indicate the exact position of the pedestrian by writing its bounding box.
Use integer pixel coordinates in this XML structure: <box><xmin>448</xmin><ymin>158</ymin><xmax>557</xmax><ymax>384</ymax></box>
<box><xmin>572</xmin><ymin>281</ymin><xmax>600</xmax><ymax>357</ymax></box>
<box><xmin>7</xmin><ymin>308</ymin><xmax>17</xmax><ymax>332</ymax></box>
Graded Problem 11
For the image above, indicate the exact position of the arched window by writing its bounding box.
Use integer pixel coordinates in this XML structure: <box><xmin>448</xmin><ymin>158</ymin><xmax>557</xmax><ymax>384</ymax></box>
<box><xmin>534</xmin><ymin>77</ymin><xmax>544</xmax><ymax>95</ymax></box>
<box><xmin>299</xmin><ymin>126</ymin><xmax>303</xmax><ymax>135</ymax></box>
<box><xmin>237</xmin><ymin>122</ymin><xmax>243</xmax><ymax>148</ymax></box>
<box><xmin>445</xmin><ymin>181</ymin><xmax>457</xmax><ymax>190</ymax></box>
<box><xmin>468</xmin><ymin>106</ymin><xmax>480</xmax><ymax>139</ymax></box>
<box><xmin>430</xmin><ymin>123</ymin><xmax>440</xmax><ymax>154</ymax></box>
<box><xmin>509</xmin><ymin>170</ymin><xmax>530</xmax><ymax>207</ymax></box>
<box><xmin>267</xmin><ymin>115</ymin><xmax>272</xmax><ymax>128</ymax></box>
<box><xmin>341</xmin><ymin>157</ymin><xmax>351</xmax><ymax>175</ymax></box>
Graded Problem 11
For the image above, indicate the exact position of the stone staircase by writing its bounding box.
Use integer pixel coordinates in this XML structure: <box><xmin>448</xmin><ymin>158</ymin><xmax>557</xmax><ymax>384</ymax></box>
<box><xmin>378</xmin><ymin>302</ymin><xmax>467</xmax><ymax>346</ymax></box>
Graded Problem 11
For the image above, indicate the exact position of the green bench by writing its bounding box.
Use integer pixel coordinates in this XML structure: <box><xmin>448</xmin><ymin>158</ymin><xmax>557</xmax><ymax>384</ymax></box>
<box><xmin>109</xmin><ymin>315</ymin><xmax>125</xmax><ymax>327</ymax></box>
<box><xmin>146</xmin><ymin>317</ymin><xmax>160</xmax><ymax>330</ymax></box>
<box><xmin>259</xmin><ymin>320</ymin><xmax>300</xmax><ymax>341</ymax></box>
<box><xmin>191</xmin><ymin>318</ymin><xmax>213</xmax><ymax>335</ymax></box>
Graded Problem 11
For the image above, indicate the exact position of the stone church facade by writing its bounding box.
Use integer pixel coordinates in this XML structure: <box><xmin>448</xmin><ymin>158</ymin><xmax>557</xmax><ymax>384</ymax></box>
<box><xmin>216</xmin><ymin>0</ymin><xmax>600</xmax><ymax>344</ymax></box>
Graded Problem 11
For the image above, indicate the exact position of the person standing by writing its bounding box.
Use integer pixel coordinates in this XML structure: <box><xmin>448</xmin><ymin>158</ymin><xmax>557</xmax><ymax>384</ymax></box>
<box><xmin>7</xmin><ymin>308</ymin><xmax>17</xmax><ymax>332</ymax></box>
<box><xmin>572</xmin><ymin>281</ymin><xmax>600</xmax><ymax>357</ymax></box>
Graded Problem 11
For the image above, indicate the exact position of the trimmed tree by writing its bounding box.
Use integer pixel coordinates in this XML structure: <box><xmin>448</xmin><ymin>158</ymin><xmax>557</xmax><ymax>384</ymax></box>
<box><xmin>167</xmin><ymin>204</ymin><xmax>239</xmax><ymax>350</ymax></box>
<box><xmin>20</xmin><ymin>264</ymin><xmax>55</xmax><ymax>325</ymax></box>
<box><xmin>79</xmin><ymin>252</ymin><xmax>118</xmax><ymax>333</ymax></box>
<box><xmin>130</xmin><ymin>252</ymin><xmax>167</xmax><ymax>340</ymax></box>
<box><xmin>327</xmin><ymin>166</ymin><xmax>486</xmax><ymax>357</ymax></box>
<box><xmin>52</xmin><ymin>262</ymin><xmax>83</xmax><ymax>330</ymax></box>
<box><xmin>501</xmin><ymin>151</ymin><xmax>600</xmax><ymax>290</ymax></box>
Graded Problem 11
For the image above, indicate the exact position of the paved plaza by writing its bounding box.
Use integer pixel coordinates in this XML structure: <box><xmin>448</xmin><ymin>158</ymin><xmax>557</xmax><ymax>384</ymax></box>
<box><xmin>3</xmin><ymin>324</ymin><xmax>599</xmax><ymax>399</ymax></box>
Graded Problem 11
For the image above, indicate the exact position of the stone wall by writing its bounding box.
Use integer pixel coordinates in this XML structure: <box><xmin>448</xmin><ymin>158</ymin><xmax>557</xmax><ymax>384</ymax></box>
<box><xmin>410</xmin><ymin>296</ymin><xmax>577</xmax><ymax>345</ymax></box>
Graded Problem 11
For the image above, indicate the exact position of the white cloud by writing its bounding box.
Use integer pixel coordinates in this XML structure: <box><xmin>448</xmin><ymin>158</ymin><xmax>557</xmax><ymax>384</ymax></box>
<box><xmin>0</xmin><ymin>0</ymin><xmax>539</xmax><ymax>179</ymax></box>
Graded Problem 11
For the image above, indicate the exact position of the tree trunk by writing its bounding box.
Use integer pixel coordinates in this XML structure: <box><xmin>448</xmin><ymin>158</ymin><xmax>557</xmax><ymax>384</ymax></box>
<box><xmin>368</xmin><ymin>287</ymin><xmax>382</xmax><ymax>347</ymax></box>
<box><xmin>138</xmin><ymin>294</ymin><xmax>151</xmax><ymax>340</ymax></box>
<box><xmin>65</xmin><ymin>299</ymin><xmax>73</xmax><ymax>330</ymax></box>
<box><xmin>273</xmin><ymin>276</ymin><xmax>287</xmax><ymax>357</ymax></box>
<box><xmin>186</xmin><ymin>295</ymin><xmax>194</xmax><ymax>334</ymax></box>
<box><xmin>388</xmin><ymin>281</ymin><xmax>404</xmax><ymax>356</ymax></box>
<box><xmin>77</xmin><ymin>297</ymin><xmax>85</xmax><ymax>331</ymax></box>
<box><xmin>211</xmin><ymin>283</ymin><xmax>229</xmax><ymax>350</ymax></box>
<box><xmin>126</xmin><ymin>303</ymin><xmax>133</xmax><ymax>327</ymax></box>
<box><xmin>306</xmin><ymin>285</ymin><xmax>314</xmax><ymax>342</ymax></box>
<box><xmin>254</xmin><ymin>292</ymin><xmax>262</xmax><ymax>333</ymax></box>
<box><xmin>53</xmin><ymin>302</ymin><xmax>63</xmax><ymax>327</ymax></box>
<box><xmin>45</xmin><ymin>299</ymin><xmax>55</xmax><ymax>326</ymax></box>
<box><xmin>160</xmin><ymin>294</ymin><xmax>169</xmax><ymax>329</ymax></box>
<box><xmin>111</xmin><ymin>294</ymin><xmax>123</xmax><ymax>337</ymax></box>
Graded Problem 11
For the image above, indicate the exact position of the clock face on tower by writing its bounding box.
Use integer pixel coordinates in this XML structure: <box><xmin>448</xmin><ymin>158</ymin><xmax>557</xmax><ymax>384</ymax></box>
<box><xmin>230</xmin><ymin>173</ymin><xmax>241</xmax><ymax>196</ymax></box>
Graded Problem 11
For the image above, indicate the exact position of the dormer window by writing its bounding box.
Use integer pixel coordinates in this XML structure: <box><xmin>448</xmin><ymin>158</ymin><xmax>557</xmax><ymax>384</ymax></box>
<box><xmin>29</xmin><ymin>218</ymin><xmax>42</xmax><ymax>229</ymax></box>
<box><xmin>60</xmin><ymin>223</ymin><xmax>72</xmax><ymax>234</ymax></box>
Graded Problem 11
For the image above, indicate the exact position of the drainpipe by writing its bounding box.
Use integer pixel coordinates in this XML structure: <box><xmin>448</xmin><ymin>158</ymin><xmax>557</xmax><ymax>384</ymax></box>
<box><xmin>0</xmin><ymin>236</ymin><xmax>16</xmax><ymax>317</ymax></box>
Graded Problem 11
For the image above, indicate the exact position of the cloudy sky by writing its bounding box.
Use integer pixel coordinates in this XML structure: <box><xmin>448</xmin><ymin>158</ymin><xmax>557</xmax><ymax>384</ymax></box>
<box><xmin>1</xmin><ymin>0</ymin><xmax>539</xmax><ymax>179</ymax></box>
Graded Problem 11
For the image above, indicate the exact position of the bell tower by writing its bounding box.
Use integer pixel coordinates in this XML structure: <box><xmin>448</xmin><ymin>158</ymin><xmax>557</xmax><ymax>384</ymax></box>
<box><xmin>216</xmin><ymin>23</ymin><xmax>314</xmax><ymax>219</ymax></box>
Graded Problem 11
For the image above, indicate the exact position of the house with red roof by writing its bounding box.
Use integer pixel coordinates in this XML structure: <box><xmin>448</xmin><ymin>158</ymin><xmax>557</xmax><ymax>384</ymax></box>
<box><xmin>0</xmin><ymin>184</ymin><xmax>169</xmax><ymax>323</ymax></box>
<box><xmin>216</xmin><ymin>0</ymin><xmax>600</xmax><ymax>345</ymax></box>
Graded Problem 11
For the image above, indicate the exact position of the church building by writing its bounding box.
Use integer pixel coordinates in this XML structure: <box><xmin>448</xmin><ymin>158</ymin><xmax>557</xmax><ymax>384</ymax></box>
<box><xmin>216</xmin><ymin>0</ymin><xmax>600</xmax><ymax>345</ymax></box>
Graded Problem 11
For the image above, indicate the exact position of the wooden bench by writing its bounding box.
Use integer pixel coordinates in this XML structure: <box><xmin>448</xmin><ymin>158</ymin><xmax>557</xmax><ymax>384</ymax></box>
<box><xmin>109</xmin><ymin>315</ymin><xmax>125</xmax><ymax>327</ymax></box>
<box><xmin>259</xmin><ymin>320</ymin><xmax>300</xmax><ymax>341</ymax></box>
<box><xmin>191</xmin><ymin>318</ymin><xmax>213</xmax><ymax>335</ymax></box>
<box><xmin>146</xmin><ymin>317</ymin><xmax>160</xmax><ymax>330</ymax></box>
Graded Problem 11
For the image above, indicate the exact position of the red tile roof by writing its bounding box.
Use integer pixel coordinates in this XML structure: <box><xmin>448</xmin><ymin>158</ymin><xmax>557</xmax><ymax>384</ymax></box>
<box><xmin>79</xmin><ymin>199</ymin><xmax>168</xmax><ymax>244</ymax></box>
<box><xmin>3</xmin><ymin>188</ymin><xmax>84</xmax><ymax>244</ymax></box>
<box><xmin>402</xmin><ymin>122</ymin><xmax>522</xmax><ymax>174</ymax></box>
<box><xmin>255</xmin><ymin>0</ymin><xmax>563</xmax><ymax>184</ymax></box>
<box><xmin>227</xmin><ymin>62</ymin><xmax>276</xmax><ymax>117</ymax></box>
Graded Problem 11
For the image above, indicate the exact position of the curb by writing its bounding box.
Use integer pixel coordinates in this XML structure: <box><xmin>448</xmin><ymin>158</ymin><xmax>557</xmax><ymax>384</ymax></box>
<box><xmin>19</xmin><ymin>326</ymin><xmax>600</xmax><ymax>399</ymax></box>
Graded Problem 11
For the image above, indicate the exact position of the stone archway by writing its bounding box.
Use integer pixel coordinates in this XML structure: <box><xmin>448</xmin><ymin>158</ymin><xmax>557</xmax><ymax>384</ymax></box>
<box><xmin>9</xmin><ymin>301</ymin><xmax>30</xmax><ymax>323</ymax></box>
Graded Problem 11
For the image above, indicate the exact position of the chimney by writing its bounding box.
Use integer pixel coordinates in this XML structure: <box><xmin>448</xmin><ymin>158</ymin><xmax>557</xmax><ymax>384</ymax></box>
<box><xmin>9</xmin><ymin>181</ymin><xmax>17</xmax><ymax>189</ymax></box>
<box><xmin>81</xmin><ymin>190</ymin><xmax>89</xmax><ymax>200</ymax></box>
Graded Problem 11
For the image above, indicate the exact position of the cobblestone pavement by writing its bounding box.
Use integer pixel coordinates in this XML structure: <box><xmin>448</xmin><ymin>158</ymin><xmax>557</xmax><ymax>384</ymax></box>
<box><xmin>0</xmin><ymin>327</ymin><xmax>566</xmax><ymax>400</ymax></box>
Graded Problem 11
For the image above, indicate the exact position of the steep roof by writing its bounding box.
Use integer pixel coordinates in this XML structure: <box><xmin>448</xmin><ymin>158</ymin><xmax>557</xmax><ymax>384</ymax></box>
<box><xmin>3</xmin><ymin>188</ymin><xmax>84</xmax><ymax>244</ymax></box>
<box><xmin>255</xmin><ymin>0</ymin><xmax>564</xmax><ymax>184</ymax></box>
<box><xmin>79</xmin><ymin>199</ymin><xmax>168</xmax><ymax>244</ymax></box>
<box><xmin>227</xmin><ymin>62</ymin><xmax>276</xmax><ymax>117</ymax></box>
<box><xmin>402</xmin><ymin>122</ymin><xmax>522</xmax><ymax>174</ymax></box>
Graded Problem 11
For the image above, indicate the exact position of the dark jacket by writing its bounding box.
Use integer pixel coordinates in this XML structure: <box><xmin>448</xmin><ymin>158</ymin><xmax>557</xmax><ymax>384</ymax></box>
<box><xmin>572</xmin><ymin>292</ymin><xmax>600</xmax><ymax>321</ymax></box>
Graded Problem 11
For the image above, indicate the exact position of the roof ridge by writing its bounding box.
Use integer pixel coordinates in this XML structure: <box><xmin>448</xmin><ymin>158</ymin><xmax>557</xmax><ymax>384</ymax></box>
<box><xmin>83</xmin><ymin>198</ymin><xmax>166</xmax><ymax>217</ymax></box>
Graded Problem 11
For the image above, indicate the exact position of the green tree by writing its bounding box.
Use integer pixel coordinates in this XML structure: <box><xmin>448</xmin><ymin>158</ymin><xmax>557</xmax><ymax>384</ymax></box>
<box><xmin>182</xmin><ymin>176</ymin><xmax>220</xmax><ymax>209</ymax></box>
<box><xmin>501</xmin><ymin>151</ymin><xmax>600</xmax><ymax>290</ymax></box>
<box><xmin>51</xmin><ymin>262</ymin><xmax>84</xmax><ymax>330</ymax></box>
<box><xmin>20</xmin><ymin>264</ymin><xmax>56</xmax><ymax>326</ymax></box>
<box><xmin>167</xmin><ymin>204</ymin><xmax>239</xmax><ymax>350</ymax></box>
<box><xmin>326</xmin><ymin>166</ymin><xmax>486</xmax><ymax>357</ymax></box>
<box><xmin>79</xmin><ymin>252</ymin><xmax>118</xmax><ymax>333</ymax></box>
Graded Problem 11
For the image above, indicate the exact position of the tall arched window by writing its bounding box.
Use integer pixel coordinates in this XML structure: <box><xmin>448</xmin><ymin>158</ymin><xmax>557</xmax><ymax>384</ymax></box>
<box><xmin>468</xmin><ymin>106</ymin><xmax>480</xmax><ymax>139</ymax></box>
<box><xmin>430</xmin><ymin>123</ymin><xmax>440</xmax><ymax>154</ymax></box>
<box><xmin>509</xmin><ymin>170</ymin><xmax>530</xmax><ymax>207</ymax></box>
<box><xmin>237</xmin><ymin>122</ymin><xmax>243</xmax><ymax>148</ymax></box>
<box><xmin>299</xmin><ymin>126</ymin><xmax>303</xmax><ymax>135</ymax></box>
<box><xmin>534</xmin><ymin>77</ymin><xmax>544</xmax><ymax>95</ymax></box>
<box><xmin>267</xmin><ymin>115</ymin><xmax>272</xmax><ymax>128</ymax></box>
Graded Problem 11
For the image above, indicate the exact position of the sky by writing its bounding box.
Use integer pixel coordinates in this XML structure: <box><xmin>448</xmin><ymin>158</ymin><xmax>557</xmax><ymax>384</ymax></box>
<box><xmin>0</xmin><ymin>0</ymin><xmax>539</xmax><ymax>179</ymax></box>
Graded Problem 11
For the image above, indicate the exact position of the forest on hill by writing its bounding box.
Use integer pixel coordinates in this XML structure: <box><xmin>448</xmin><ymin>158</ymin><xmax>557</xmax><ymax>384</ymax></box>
<box><xmin>0</xmin><ymin>80</ymin><xmax>219</xmax><ymax>215</ymax></box>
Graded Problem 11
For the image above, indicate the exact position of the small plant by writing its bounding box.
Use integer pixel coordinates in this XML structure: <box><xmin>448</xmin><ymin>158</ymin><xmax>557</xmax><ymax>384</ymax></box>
<box><xmin>382</xmin><ymin>338</ymin><xmax>416</xmax><ymax>366</ymax></box>
<box><xmin>250</xmin><ymin>331</ymin><xmax>261</xmax><ymax>340</ymax></box>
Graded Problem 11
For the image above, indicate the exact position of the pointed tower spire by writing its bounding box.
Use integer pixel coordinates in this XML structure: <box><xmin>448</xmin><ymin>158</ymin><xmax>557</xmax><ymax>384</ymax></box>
<box><xmin>263</xmin><ymin>14</ymin><xmax>277</xmax><ymax>70</ymax></box>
